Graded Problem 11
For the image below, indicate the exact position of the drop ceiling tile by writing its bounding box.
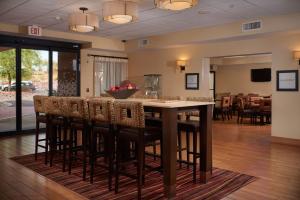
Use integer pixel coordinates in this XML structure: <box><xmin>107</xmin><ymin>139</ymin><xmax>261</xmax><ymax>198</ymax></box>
<box><xmin>0</xmin><ymin>0</ymin><xmax>299</xmax><ymax>40</ymax></box>
<box><xmin>0</xmin><ymin>0</ymin><xmax>28</xmax><ymax>15</ymax></box>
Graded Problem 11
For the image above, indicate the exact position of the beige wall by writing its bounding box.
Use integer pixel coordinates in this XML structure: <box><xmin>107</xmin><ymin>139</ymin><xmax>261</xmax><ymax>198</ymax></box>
<box><xmin>0</xmin><ymin>22</ymin><xmax>125</xmax><ymax>51</ymax></box>
<box><xmin>128</xmin><ymin>49</ymin><xmax>210</xmax><ymax>98</ymax></box>
<box><xmin>215</xmin><ymin>63</ymin><xmax>272</xmax><ymax>96</ymax></box>
<box><xmin>126</xmin><ymin>13</ymin><xmax>300</xmax><ymax>51</ymax></box>
<box><xmin>127</xmin><ymin>33</ymin><xmax>300</xmax><ymax>140</ymax></box>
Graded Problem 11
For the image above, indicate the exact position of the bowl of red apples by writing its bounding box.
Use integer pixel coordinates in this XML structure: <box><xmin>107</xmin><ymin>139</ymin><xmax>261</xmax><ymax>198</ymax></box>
<box><xmin>105</xmin><ymin>80</ymin><xmax>138</xmax><ymax>99</ymax></box>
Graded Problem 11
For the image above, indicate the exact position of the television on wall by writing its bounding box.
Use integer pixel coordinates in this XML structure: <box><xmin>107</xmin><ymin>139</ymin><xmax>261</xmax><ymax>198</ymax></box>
<box><xmin>251</xmin><ymin>68</ymin><xmax>271</xmax><ymax>82</ymax></box>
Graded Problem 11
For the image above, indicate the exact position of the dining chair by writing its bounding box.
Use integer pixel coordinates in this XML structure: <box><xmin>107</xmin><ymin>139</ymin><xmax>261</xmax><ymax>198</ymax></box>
<box><xmin>113</xmin><ymin>101</ymin><xmax>162</xmax><ymax>200</ymax></box>
<box><xmin>259</xmin><ymin>98</ymin><xmax>272</xmax><ymax>124</ymax></box>
<box><xmin>214</xmin><ymin>96</ymin><xmax>230</xmax><ymax>121</ymax></box>
<box><xmin>88</xmin><ymin>98</ymin><xmax>114</xmax><ymax>190</ymax></box>
<box><xmin>237</xmin><ymin>97</ymin><xmax>255</xmax><ymax>124</ymax></box>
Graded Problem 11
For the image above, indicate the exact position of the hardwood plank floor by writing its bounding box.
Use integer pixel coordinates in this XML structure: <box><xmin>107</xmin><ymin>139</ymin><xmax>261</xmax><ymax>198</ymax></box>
<box><xmin>0</xmin><ymin>118</ymin><xmax>299</xmax><ymax>199</ymax></box>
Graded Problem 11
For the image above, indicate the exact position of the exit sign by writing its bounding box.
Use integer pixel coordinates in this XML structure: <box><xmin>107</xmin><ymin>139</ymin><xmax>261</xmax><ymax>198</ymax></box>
<box><xmin>28</xmin><ymin>25</ymin><xmax>42</xmax><ymax>36</ymax></box>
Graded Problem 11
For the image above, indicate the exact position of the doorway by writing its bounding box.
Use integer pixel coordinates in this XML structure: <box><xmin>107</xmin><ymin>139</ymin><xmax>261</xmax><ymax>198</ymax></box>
<box><xmin>0</xmin><ymin>35</ymin><xmax>80</xmax><ymax>135</ymax></box>
<box><xmin>209</xmin><ymin>53</ymin><xmax>272</xmax><ymax>125</ymax></box>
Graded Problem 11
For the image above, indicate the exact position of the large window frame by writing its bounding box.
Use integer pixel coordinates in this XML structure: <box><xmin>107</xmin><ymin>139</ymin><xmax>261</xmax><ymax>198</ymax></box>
<box><xmin>0</xmin><ymin>34</ymin><xmax>80</xmax><ymax>136</ymax></box>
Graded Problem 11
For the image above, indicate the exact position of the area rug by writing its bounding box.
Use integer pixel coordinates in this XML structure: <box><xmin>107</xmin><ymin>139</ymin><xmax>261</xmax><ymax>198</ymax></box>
<box><xmin>11</xmin><ymin>153</ymin><xmax>257</xmax><ymax>200</ymax></box>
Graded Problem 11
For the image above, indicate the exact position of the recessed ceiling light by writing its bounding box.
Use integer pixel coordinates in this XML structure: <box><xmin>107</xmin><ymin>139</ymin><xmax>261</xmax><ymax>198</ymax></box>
<box><xmin>55</xmin><ymin>16</ymin><xmax>61</xmax><ymax>20</ymax></box>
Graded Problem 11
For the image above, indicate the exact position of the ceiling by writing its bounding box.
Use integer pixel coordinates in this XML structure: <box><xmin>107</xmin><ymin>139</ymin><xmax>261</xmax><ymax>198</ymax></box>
<box><xmin>0</xmin><ymin>0</ymin><xmax>300</xmax><ymax>40</ymax></box>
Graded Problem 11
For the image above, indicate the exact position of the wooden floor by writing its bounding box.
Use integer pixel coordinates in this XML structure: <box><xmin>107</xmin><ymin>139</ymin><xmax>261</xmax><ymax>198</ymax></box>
<box><xmin>0</xmin><ymin>118</ymin><xmax>299</xmax><ymax>200</ymax></box>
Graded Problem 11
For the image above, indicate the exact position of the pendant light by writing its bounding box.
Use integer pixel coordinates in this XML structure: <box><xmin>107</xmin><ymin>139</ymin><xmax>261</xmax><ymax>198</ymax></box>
<box><xmin>155</xmin><ymin>0</ymin><xmax>198</xmax><ymax>11</ymax></box>
<box><xmin>69</xmin><ymin>7</ymin><xmax>99</xmax><ymax>33</ymax></box>
<box><xmin>103</xmin><ymin>0</ymin><xmax>138</xmax><ymax>24</ymax></box>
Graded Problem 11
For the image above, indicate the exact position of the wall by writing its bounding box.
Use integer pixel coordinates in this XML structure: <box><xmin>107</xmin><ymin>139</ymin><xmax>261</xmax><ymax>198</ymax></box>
<box><xmin>215</xmin><ymin>63</ymin><xmax>272</xmax><ymax>96</ymax></box>
<box><xmin>127</xmin><ymin>33</ymin><xmax>300</xmax><ymax>140</ymax></box>
<box><xmin>0</xmin><ymin>22</ymin><xmax>125</xmax><ymax>51</ymax></box>
<box><xmin>128</xmin><ymin>49</ymin><xmax>210</xmax><ymax>98</ymax></box>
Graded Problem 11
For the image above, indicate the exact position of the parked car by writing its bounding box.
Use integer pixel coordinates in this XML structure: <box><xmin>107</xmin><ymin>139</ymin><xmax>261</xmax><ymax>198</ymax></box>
<box><xmin>2</xmin><ymin>81</ymin><xmax>36</xmax><ymax>91</ymax></box>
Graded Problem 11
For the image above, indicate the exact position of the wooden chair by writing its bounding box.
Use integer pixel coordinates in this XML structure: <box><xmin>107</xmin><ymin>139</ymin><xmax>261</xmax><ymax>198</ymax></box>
<box><xmin>33</xmin><ymin>95</ymin><xmax>48</xmax><ymax>162</ymax></box>
<box><xmin>214</xmin><ymin>96</ymin><xmax>230</xmax><ymax>121</ymax></box>
<box><xmin>237</xmin><ymin>97</ymin><xmax>255</xmax><ymax>124</ymax></box>
<box><xmin>249</xmin><ymin>96</ymin><xmax>263</xmax><ymax>123</ymax></box>
<box><xmin>113</xmin><ymin>101</ymin><xmax>162</xmax><ymax>200</ymax></box>
<box><xmin>259</xmin><ymin>98</ymin><xmax>272</xmax><ymax>124</ymax></box>
<box><xmin>88</xmin><ymin>98</ymin><xmax>114</xmax><ymax>190</ymax></box>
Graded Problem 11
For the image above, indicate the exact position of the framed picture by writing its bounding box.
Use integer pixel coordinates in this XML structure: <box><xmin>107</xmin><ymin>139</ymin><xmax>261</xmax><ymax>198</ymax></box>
<box><xmin>185</xmin><ymin>73</ymin><xmax>199</xmax><ymax>90</ymax></box>
<box><xmin>276</xmin><ymin>70</ymin><xmax>299</xmax><ymax>91</ymax></box>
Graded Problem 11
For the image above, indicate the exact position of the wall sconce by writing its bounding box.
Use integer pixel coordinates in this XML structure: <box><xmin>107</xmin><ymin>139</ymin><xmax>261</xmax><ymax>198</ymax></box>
<box><xmin>294</xmin><ymin>51</ymin><xmax>300</xmax><ymax>65</ymax></box>
<box><xmin>176</xmin><ymin>60</ymin><xmax>187</xmax><ymax>72</ymax></box>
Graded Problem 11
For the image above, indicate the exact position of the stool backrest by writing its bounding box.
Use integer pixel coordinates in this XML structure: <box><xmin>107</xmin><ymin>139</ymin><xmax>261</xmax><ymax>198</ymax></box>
<box><xmin>88</xmin><ymin>99</ymin><xmax>113</xmax><ymax>123</ymax></box>
<box><xmin>45</xmin><ymin>96</ymin><xmax>64</xmax><ymax>116</ymax></box>
<box><xmin>33</xmin><ymin>95</ymin><xmax>48</xmax><ymax>113</ymax></box>
<box><xmin>64</xmin><ymin>97</ymin><xmax>86</xmax><ymax>119</ymax></box>
<box><xmin>113</xmin><ymin>101</ymin><xmax>145</xmax><ymax>128</ymax></box>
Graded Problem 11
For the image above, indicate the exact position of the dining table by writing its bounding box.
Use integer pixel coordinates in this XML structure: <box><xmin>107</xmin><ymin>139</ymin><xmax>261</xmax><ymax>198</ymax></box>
<box><xmin>114</xmin><ymin>98</ymin><xmax>214</xmax><ymax>199</ymax></box>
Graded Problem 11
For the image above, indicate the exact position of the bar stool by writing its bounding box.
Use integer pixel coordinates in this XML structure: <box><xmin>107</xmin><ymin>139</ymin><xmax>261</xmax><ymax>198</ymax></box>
<box><xmin>33</xmin><ymin>95</ymin><xmax>48</xmax><ymax>162</ymax></box>
<box><xmin>64</xmin><ymin>97</ymin><xmax>89</xmax><ymax>180</ymax></box>
<box><xmin>114</xmin><ymin>101</ymin><xmax>162</xmax><ymax>200</ymax></box>
<box><xmin>177</xmin><ymin>120</ymin><xmax>200</xmax><ymax>182</ymax></box>
<box><xmin>177</xmin><ymin>97</ymin><xmax>213</xmax><ymax>182</ymax></box>
<box><xmin>45</xmin><ymin>96</ymin><xmax>65</xmax><ymax>167</ymax></box>
<box><xmin>145</xmin><ymin>96</ymin><xmax>181</xmax><ymax>160</ymax></box>
<box><xmin>88</xmin><ymin>98</ymin><xmax>114</xmax><ymax>190</ymax></box>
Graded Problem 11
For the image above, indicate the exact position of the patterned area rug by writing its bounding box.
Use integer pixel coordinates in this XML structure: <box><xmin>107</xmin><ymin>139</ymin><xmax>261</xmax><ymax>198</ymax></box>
<box><xmin>11</xmin><ymin>153</ymin><xmax>257</xmax><ymax>200</ymax></box>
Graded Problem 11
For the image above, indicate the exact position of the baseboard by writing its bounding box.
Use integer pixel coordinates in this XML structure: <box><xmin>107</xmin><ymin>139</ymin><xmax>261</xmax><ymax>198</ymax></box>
<box><xmin>271</xmin><ymin>136</ymin><xmax>300</xmax><ymax>147</ymax></box>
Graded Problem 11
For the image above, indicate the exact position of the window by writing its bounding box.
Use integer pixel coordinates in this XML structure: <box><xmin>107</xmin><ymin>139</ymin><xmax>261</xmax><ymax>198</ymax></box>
<box><xmin>93</xmin><ymin>56</ymin><xmax>128</xmax><ymax>96</ymax></box>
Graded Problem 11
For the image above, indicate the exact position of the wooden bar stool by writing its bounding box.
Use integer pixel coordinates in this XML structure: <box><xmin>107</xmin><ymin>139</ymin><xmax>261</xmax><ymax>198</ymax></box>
<box><xmin>88</xmin><ymin>98</ymin><xmax>114</xmax><ymax>190</ymax></box>
<box><xmin>45</xmin><ymin>96</ymin><xmax>65</xmax><ymax>167</ymax></box>
<box><xmin>177</xmin><ymin>120</ymin><xmax>200</xmax><ymax>182</ymax></box>
<box><xmin>177</xmin><ymin>97</ymin><xmax>214</xmax><ymax>182</ymax></box>
<box><xmin>33</xmin><ymin>95</ymin><xmax>48</xmax><ymax>162</ymax></box>
<box><xmin>113</xmin><ymin>101</ymin><xmax>162</xmax><ymax>200</ymax></box>
<box><xmin>64</xmin><ymin>97</ymin><xmax>89</xmax><ymax>181</ymax></box>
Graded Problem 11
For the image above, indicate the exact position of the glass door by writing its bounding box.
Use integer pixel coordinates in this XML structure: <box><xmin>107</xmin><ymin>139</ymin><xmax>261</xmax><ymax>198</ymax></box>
<box><xmin>0</xmin><ymin>47</ymin><xmax>16</xmax><ymax>132</ymax></box>
<box><xmin>0</xmin><ymin>34</ymin><xmax>80</xmax><ymax>135</ymax></box>
<box><xmin>21</xmin><ymin>49</ymin><xmax>49</xmax><ymax>130</ymax></box>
